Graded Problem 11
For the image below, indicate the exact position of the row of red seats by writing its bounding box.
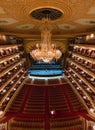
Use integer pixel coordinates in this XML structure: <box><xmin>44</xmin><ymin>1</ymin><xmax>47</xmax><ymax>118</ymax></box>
<box><xmin>50</xmin><ymin>116</ymin><xmax>84</xmax><ymax>129</ymax></box>
<box><xmin>24</xmin><ymin>85</ymin><xmax>45</xmax><ymax>114</ymax></box>
<box><xmin>73</xmin><ymin>47</ymin><xmax>95</xmax><ymax>58</ymax></box>
<box><xmin>0</xmin><ymin>47</ymin><xmax>18</xmax><ymax>58</ymax></box>
<box><xmin>0</xmin><ymin>57</ymin><xmax>21</xmax><ymax>73</ymax></box>
<box><xmin>72</xmin><ymin>55</ymin><xmax>95</xmax><ymax>72</ymax></box>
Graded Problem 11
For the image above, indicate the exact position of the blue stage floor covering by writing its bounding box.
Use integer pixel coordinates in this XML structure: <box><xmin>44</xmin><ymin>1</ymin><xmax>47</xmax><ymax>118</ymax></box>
<box><xmin>28</xmin><ymin>62</ymin><xmax>64</xmax><ymax>77</ymax></box>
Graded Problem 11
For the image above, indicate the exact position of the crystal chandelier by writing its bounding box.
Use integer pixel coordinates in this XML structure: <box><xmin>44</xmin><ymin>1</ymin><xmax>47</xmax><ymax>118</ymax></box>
<box><xmin>30</xmin><ymin>17</ymin><xmax>62</xmax><ymax>63</ymax></box>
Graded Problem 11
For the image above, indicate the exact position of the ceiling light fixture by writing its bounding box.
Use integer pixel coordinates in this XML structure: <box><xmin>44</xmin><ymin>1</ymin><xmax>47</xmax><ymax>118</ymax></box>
<box><xmin>30</xmin><ymin>17</ymin><xmax>62</xmax><ymax>63</ymax></box>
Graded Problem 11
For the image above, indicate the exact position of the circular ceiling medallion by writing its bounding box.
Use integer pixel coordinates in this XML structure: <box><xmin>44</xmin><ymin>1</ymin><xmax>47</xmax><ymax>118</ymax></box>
<box><xmin>30</xmin><ymin>8</ymin><xmax>63</xmax><ymax>20</ymax></box>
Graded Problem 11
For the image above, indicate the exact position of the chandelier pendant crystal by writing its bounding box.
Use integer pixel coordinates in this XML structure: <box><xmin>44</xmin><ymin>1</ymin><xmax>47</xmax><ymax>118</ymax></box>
<box><xmin>30</xmin><ymin>17</ymin><xmax>62</xmax><ymax>63</ymax></box>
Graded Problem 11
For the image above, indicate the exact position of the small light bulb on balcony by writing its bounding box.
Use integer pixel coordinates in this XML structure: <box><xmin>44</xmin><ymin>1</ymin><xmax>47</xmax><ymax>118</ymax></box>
<box><xmin>0</xmin><ymin>110</ymin><xmax>3</xmax><ymax>115</ymax></box>
<box><xmin>13</xmin><ymin>88</ymin><xmax>16</xmax><ymax>91</ymax></box>
<box><xmin>90</xmin><ymin>33</ymin><xmax>94</xmax><ymax>38</ymax></box>
<box><xmin>91</xmin><ymin>78</ymin><xmax>94</xmax><ymax>82</ymax></box>
<box><xmin>93</xmin><ymin>125</ymin><xmax>95</xmax><ymax>130</ymax></box>
<box><xmin>77</xmin><ymin>87</ymin><xmax>80</xmax><ymax>90</ymax></box>
<box><xmin>87</xmin><ymin>88</ymin><xmax>90</xmax><ymax>91</ymax></box>
<box><xmin>3</xmin><ymin>89</ymin><xmax>6</xmax><ymax>93</ymax></box>
<box><xmin>8</xmin><ymin>72</ymin><xmax>11</xmax><ymax>75</ymax></box>
<box><xmin>17</xmin><ymin>75</ymin><xmax>19</xmax><ymax>78</ymax></box>
<box><xmin>2</xmin><ymin>35</ymin><xmax>6</xmax><ymax>41</ymax></box>
<box><xmin>86</xmin><ymin>35</ymin><xmax>90</xmax><ymax>40</ymax></box>
<box><xmin>90</xmin><ymin>108</ymin><xmax>94</xmax><ymax>113</ymax></box>
<box><xmin>0</xmin><ymin>50</ymin><xmax>4</xmax><ymax>53</ymax></box>
<box><xmin>16</xmin><ymin>47</ymin><xmax>18</xmax><ymax>50</ymax></box>
<box><xmin>78</xmin><ymin>57</ymin><xmax>80</xmax><ymax>60</ymax></box>
<box><xmin>0</xmin><ymin>79</ymin><xmax>2</xmax><ymax>82</ymax></box>
<box><xmin>11</xmin><ymin>81</ymin><xmax>14</xmax><ymax>84</ymax></box>
<box><xmin>79</xmin><ymin>79</ymin><xmax>82</xmax><ymax>83</ymax></box>
<box><xmin>4</xmin><ymin>61</ymin><xmax>7</xmax><ymax>65</ymax></box>
<box><xmin>88</xmin><ymin>49</ymin><xmax>91</xmax><ymax>52</ymax></box>
<box><xmin>6</xmin><ymin>97</ymin><xmax>10</xmax><ymax>101</ymax></box>
<box><xmin>19</xmin><ymin>81</ymin><xmax>21</xmax><ymax>84</ymax></box>
<box><xmin>74</xmin><ymin>46</ymin><xmax>76</xmax><ymax>49</ymax></box>
<box><xmin>72</xmin><ymin>80</ymin><xmax>74</xmax><ymax>83</ymax></box>
<box><xmin>81</xmin><ymin>71</ymin><xmax>84</xmax><ymax>74</ymax></box>
<box><xmin>83</xmin><ymin>96</ymin><xmax>86</xmax><ymax>99</ymax></box>
<box><xmin>9</xmin><ymin>48</ymin><xmax>12</xmax><ymax>51</ymax></box>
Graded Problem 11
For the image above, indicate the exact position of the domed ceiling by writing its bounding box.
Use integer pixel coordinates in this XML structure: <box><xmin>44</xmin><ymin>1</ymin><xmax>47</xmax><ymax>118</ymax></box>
<box><xmin>0</xmin><ymin>0</ymin><xmax>95</xmax><ymax>41</ymax></box>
